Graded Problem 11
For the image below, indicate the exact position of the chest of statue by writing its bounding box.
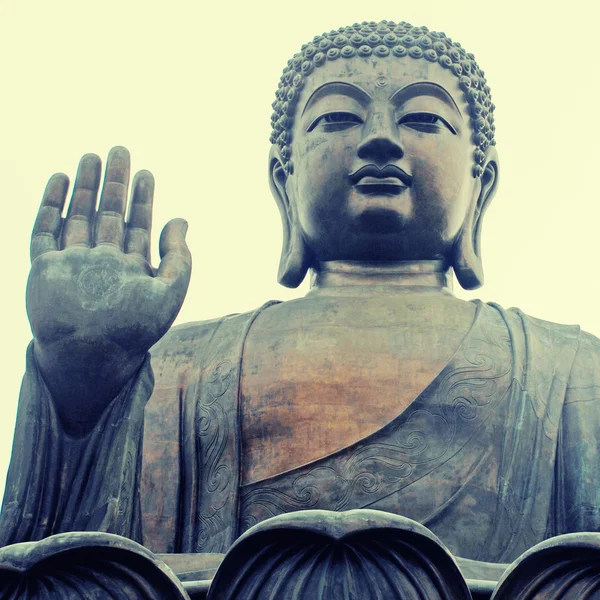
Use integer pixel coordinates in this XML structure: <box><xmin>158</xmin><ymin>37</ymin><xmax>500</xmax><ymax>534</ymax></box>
<box><xmin>240</xmin><ymin>292</ymin><xmax>477</xmax><ymax>484</ymax></box>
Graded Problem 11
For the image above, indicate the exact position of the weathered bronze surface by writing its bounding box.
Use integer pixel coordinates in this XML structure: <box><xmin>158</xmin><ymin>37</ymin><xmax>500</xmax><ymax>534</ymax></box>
<box><xmin>1</xmin><ymin>17</ymin><xmax>600</xmax><ymax>599</ymax></box>
<box><xmin>490</xmin><ymin>533</ymin><xmax>600</xmax><ymax>599</ymax></box>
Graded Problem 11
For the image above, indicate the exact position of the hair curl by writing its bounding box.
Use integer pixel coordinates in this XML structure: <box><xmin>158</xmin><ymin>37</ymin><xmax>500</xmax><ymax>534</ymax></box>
<box><xmin>270</xmin><ymin>20</ymin><xmax>495</xmax><ymax>178</ymax></box>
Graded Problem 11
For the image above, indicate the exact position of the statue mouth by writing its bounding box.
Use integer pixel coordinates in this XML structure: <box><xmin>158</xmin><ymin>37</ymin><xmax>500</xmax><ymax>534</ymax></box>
<box><xmin>349</xmin><ymin>165</ymin><xmax>412</xmax><ymax>195</ymax></box>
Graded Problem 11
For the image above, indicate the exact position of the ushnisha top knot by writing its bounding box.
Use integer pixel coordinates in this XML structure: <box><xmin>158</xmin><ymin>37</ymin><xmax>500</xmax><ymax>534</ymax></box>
<box><xmin>270</xmin><ymin>20</ymin><xmax>495</xmax><ymax>178</ymax></box>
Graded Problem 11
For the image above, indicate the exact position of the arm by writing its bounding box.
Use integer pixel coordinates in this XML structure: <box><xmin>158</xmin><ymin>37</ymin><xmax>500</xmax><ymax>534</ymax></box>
<box><xmin>0</xmin><ymin>148</ymin><xmax>192</xmax><ymax>544</ymax></box>
<box><xmin>555</xmin><ymin>330</ymin><xmax>600</xmax><ymax>535</ymax></box>
<box><xmin>0</xmin><ymin>345</ymin><xmax>153</xmax><ymax>546</ymax></box>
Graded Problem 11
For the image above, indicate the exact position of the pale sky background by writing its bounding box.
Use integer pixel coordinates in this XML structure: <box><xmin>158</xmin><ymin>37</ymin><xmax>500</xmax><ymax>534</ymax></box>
<box><xmin>1</xmin><ymin>1</ymin><xmax>599</xmax><ymax>501</ymax></box>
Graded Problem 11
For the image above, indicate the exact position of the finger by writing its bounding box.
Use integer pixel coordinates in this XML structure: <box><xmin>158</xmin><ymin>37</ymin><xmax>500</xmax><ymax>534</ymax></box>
<box><xmin>30</xmin><ymin>173</ymin><xmax>69</xmax><ymax>263</ymax></box>
<box><xmin>124</xmin><ymin>170</ymin><xmax>154</xmax><ymax>262</ymax></box>
<box><xmin>61</xmin><ymin>153</ymin><xmax>101</xmax><ymax>248</ymax></box>
<box><xmin>94</xmin><ymin>146</ymin><xmax>130</xmax><ymax>248</ymax></box>
<box><xmin>156</xmin><ymin>219</ymin><xmax>191</xmax><ymax>295</ymax></box>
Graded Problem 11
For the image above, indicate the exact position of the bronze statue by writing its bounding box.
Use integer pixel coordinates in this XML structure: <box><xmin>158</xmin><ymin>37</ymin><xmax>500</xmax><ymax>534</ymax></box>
<box><xmin>2</xmin><ymin>19</ymin><xmax>600</xmax><ymax>595</ymax></box>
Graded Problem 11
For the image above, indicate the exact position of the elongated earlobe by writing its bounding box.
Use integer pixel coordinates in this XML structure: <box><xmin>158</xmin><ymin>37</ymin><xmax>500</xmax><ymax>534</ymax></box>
<box><xmin>453</xmin><ymin>150</ymin><xmax>499</xmax><ymax>290</ymax></box>
<box><xmin>268</xmin><ymin>146</ymin><xmax>311</xmax><ymax>288</ymax></box>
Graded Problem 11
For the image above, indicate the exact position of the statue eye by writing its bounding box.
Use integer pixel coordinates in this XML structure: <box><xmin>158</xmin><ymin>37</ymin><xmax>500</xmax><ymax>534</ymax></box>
<box><xmin>308</xmin><ymin>112</ymin><xmax>363</xmax><ymax>132</ymax></box>
<box><xmin>398</xmin><ymin>112</ymin><xmax>456</xmax><ymax>134</ymax></box>
<box><xmin>322</xmin><ymin>112</ymin><xmax>362</xmax><ymax>124</ymax></box>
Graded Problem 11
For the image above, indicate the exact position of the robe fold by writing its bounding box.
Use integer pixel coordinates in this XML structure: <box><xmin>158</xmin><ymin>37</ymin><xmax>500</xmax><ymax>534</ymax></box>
<box><xmin>2</xmin><ymin>300</ymin><xmax>600</xmax><ymax>563</ymax></box>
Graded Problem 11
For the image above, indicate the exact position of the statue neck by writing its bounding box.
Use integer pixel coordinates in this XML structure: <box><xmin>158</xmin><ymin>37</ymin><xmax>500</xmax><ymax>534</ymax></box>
<box><xmin>308</xmin><ymin>260</ymin><xmax>454</xmax><ymax>296</ymax></box>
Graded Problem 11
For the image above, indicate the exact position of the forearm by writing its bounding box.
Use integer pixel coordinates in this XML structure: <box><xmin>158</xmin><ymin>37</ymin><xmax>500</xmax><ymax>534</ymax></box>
<box><xmin>33</xmin><ymin>337</ymin><xmax>146</xmax><ymax>436</ymax></box>
<box><xmin>0</xmin><ymin>344</ymin><xmax>153</xmax><ymax>545</ymax></box>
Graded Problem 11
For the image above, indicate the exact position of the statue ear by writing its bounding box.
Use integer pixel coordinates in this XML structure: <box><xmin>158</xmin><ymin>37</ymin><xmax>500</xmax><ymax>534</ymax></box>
<box><xmin>269</xmin><ymin>145</ymin><xmax>311</xmax><ymax>288</ymax></box>
<box><xmin>453</xmin><ymin>147</ymin><xmax>499</xmax><ymax>290</ymax></box>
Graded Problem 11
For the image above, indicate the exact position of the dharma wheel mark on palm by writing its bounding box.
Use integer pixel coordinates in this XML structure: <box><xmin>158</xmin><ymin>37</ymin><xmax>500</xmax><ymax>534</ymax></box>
<box><xmin>77</xmin><ymin>265</ymin><xmax>124</xmax><ymax>311</ymax></box>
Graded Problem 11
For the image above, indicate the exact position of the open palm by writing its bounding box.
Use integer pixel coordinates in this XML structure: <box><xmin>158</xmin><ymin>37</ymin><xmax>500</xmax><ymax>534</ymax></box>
<box><xmin>27</xmin><ymin>147</ymin><xmax>191</xmax><ymax>431</ymax></box>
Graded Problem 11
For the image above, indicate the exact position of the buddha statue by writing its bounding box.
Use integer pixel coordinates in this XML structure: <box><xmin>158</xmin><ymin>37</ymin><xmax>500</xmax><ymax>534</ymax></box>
<box><xmin>2</xmin><ymin>20</ymin><xmax>599</xmax><ymax>573</ymax></box>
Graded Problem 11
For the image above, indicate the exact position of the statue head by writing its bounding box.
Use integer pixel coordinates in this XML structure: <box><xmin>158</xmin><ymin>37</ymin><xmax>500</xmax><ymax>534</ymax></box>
<box><xmin>268</xmin><ymin>20</ymin><xmax>499</xmax><ymax>290</ymax></box>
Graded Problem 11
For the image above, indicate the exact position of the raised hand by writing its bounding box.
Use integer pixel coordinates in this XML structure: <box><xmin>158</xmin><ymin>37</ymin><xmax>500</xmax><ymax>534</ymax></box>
<box><xmin>27</xmin><ymin>147</ymin><xmax>191</xmax><ymax>433</ymax></box>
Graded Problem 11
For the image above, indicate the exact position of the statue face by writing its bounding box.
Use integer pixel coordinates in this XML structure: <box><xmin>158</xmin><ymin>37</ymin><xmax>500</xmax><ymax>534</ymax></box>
<box><xmin>281</xmin><ymin>55</ymin><xmax>486</xmax><ymax>263</ymax></box>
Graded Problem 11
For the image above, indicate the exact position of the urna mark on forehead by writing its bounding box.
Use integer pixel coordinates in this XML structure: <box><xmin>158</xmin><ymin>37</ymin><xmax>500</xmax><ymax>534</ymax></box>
<box><xmin>270</xmin><ymin>20</ymin><xmax>495</xmax><ymax>178</ymax></box>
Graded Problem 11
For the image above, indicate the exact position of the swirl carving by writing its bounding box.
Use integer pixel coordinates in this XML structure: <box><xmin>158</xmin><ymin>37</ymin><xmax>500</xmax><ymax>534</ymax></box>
<box><xmin>195</xmin><ymin>358</ymin><xmax>237</xmax><ymax>553</ymax></box>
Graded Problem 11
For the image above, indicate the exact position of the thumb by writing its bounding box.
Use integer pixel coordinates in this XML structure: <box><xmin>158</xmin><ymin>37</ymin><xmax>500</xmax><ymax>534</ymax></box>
<box><xmin>156</xmin><ymin>218</ymin><xmax>192</xmax><ymax>293</ymax></box>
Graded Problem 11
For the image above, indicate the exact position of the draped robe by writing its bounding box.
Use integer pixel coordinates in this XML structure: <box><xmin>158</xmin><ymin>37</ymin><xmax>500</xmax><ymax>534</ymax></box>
<box><xmin>2</xmin><ymin>300</ymin><xmax>600</xmax><ymax>564</ymax></box>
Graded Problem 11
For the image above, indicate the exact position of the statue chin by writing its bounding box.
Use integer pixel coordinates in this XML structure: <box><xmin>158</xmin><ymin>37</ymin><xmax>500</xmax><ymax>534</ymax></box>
<box><xmin>356</xmin><ymin>207</ymin><xmax>406</xmax><ymax>235</ymax></box>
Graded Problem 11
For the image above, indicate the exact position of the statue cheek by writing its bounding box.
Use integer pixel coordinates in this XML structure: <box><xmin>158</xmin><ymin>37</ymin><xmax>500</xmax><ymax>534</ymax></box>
<box><xmin>436</xmin><ymin>184</ymin><xmax>475</xmax><ymax>242</ymax></box>
<box><xmin>440</xmin><ymin>152</ymin><xmax>480</xmax><ymax>235</ymax></box>
<box><xmin>411</xmin><ymin>148</ymin><xmax>467</xmax><ymax>201</ymax></box>
<box><xmin>297</xmin><ymin>136</ymin><xmax>327</xmax><ymax>174</ymax></box>
<box><xmin>408</xmin><ymin>162</ymin><xmax>468</xmax><ymax>242</ymax></box>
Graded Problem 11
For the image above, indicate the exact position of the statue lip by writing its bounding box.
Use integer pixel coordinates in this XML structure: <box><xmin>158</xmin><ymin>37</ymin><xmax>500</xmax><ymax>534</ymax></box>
<box><xmin>349</xmin><ymin>164</ymin><xmax>412</xmax><ymax>191</ymax></box>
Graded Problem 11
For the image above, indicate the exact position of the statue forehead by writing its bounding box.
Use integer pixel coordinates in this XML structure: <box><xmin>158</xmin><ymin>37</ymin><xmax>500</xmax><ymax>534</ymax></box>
<box><xmin>294</xmin><ymin>55</ymin><xmax>467</xmax><ymax>112</ymax></box>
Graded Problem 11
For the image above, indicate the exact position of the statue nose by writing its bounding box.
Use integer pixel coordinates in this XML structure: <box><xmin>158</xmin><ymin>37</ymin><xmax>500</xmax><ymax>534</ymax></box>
<box><xmin>356</xmin><ymin>116</ymin><xmax>404</xmax><ymax>162</ymax></box>
<box><xmin>357</xmin><ymin>136</ymin><xmax>404</xmax><ymax>162</ymax></box>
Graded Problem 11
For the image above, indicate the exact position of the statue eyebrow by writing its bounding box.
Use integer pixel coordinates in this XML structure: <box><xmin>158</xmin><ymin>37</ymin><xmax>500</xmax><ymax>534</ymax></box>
<box><xmin>389</xmin><ymin>82</ymin><xmax>463</xmax><ymax>120</ymax></box>
<box><xmin>301</xmin><ymin>82</ymin><xmax>372</xmax><ymax>117</ymax></box>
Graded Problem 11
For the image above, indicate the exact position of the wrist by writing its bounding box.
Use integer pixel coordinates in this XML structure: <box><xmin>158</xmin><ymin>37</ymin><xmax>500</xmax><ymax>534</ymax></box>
<box><xmin>32</xmin><ymin>338</ymin><xmax>147</xmax><ymax>434</ymax></box>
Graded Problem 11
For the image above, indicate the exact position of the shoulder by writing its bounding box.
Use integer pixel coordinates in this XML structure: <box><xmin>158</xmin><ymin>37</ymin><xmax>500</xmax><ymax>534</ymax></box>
<box><xmin>483</xmin><ymin>302</ymin><xmax>600</xmax><ymax>388</ymax></box>
<box><xmin>483</xmin><ymin>302</ymin><xmax>581</xmax><ymax>350</ymax></box>
<box><xmin>149</xmin><ymin>302</ymin><xmax>280</xmax><ymax>378</ymax></box>
<box><xmin>480</xmin><ymin>302</ymin><xmax>582</xmax><ymax>387</ymax></box>
<box><xmin>566</xmin><ymin>329</ymin><xmax>600</xmax><ymax>392</ymax></box>
<box><xmin>146</xmin><ymin>317</ymin><xmax>238</xmax><ymax>399</ymax></box>
<box><xmin>151</xmin><ymin>317</ymin><xmax>229</xmax><ymax>355</ymax></box>
<box><xmin>500</xmin><ymin>303</ymin><xmax>580</xmax><ymax>341</ymax></box>
<box><xmin>150</xmin><ymin>317</ymin><xmax>226</xmax><ymax>364</ymax></box>
<box><xmin>509</xmin><ymin>308</ymin><xmax>600</xmax><ymax>373</ymax></box>
<box><xmin>149</xmin><ymin>317</ymin><xmax>232</xmax><ymax>387</ymax></box>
